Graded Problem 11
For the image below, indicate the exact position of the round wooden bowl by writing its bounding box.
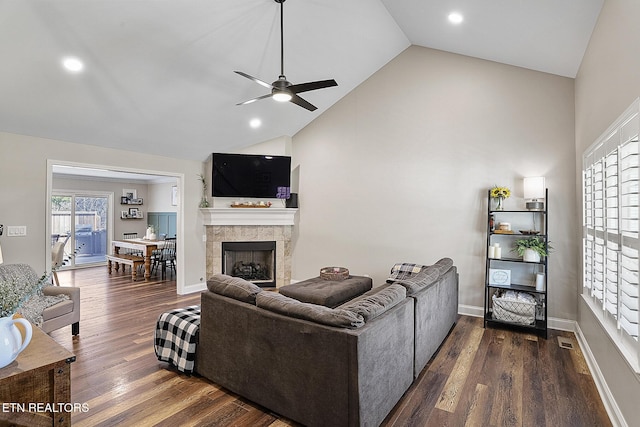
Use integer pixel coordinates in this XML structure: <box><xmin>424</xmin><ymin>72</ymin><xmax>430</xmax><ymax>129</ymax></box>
<box><xmin>320</xmin><ymin>267</ymin><xmax>349</xmax><ymax>281</ymax></box>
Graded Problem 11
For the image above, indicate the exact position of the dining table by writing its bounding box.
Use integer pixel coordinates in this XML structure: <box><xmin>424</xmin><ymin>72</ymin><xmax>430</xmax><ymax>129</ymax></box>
<box><xmin>109</xmin><ymin>238</ymin><xmax>168</xmax><ymax>281</ymax></box>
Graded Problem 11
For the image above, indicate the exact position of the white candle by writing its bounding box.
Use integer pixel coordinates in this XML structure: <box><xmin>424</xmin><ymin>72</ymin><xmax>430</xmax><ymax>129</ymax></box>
<box><xmin>493</xmin><ymin>243</ymin><xmax>500</xmax><ymax>248</ymax></box>
<box><xmin>488</xmin><ymin>246</ymin><xmax>496</xmax><ymax>258</ymax></box>
<box><xmin>495</xmin><ymin>247</ymin><xmax>502</xmax><ymax>259</ymax></box>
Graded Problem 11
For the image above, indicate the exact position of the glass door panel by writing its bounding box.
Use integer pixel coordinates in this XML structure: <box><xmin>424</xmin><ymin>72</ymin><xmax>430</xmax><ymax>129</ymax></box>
<box><xmin>74</xmin><ymin>195</ymin><xmax>108</xmax><ymax>265</ymax></box>
<box><xmin>51</xmin><ymin>193</ymin><xmax>109</xmax><ymax>268</ymax></box>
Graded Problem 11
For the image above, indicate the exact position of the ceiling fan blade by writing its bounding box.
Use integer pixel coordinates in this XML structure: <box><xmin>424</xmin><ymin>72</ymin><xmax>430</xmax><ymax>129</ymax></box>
<box><xmin>289</xmin><ymin>79</ymin><xmax>338</xmax><ymax>94</ymax></box>
<box><xmin>236</xmin><ymin>93</ymin><xmax>272</xmax><ymax>106</ymax></box>
<box><xmin>234</xmin><ymin>71</ymin><xmax>273</xmax><ymax>89</ymax></box>
<box><xmin>289</xmin><ymin>94</ymin><xmax>317</xmax><ymax>111</ymax></box>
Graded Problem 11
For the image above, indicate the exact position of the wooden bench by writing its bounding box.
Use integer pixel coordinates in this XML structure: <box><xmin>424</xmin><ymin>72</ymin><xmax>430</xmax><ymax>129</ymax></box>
<box><xmin>107</xmin><ymin>254</ymin><xmax>145</xmax><ymax>280</ymax></box>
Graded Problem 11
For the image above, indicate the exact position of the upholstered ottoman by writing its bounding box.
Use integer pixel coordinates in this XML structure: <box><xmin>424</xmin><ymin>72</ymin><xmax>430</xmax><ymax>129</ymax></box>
<box><xmin>154</xmin><ymin>305</ymin><xmax>201</xmax><ymax>375</ymax></box>
<box><xmin>279</xmin><ymin>275</ymin><xmax>373</xmax><ymax>308</ymax></box>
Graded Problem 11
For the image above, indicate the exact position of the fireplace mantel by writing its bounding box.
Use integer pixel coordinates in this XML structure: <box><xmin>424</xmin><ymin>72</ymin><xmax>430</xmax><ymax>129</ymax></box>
<box><xmin>200</xmin><ymin>208</ymin><xmax>297</xmax><ymax>226</ymax></box>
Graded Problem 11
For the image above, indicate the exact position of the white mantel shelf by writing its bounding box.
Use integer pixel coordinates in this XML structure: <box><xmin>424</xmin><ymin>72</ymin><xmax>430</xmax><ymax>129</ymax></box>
<box><xmin>200</xmin><ymin>208</ymin><xmax>298</xmax><ymax>226</ymax></box>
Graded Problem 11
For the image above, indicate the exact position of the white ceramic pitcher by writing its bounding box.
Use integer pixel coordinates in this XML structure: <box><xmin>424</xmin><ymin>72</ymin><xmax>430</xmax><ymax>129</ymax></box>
<box><xmin>0</xmin><ymin>316</ymin><xmax>32</xmax><ymax>368</ymax></box>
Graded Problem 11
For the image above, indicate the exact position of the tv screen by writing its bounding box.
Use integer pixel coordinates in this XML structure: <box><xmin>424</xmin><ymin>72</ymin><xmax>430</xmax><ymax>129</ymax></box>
<box><xmin>212</xmin><ymin>153</ymin><xmax>291</xmax><ymax>198</ymax></box>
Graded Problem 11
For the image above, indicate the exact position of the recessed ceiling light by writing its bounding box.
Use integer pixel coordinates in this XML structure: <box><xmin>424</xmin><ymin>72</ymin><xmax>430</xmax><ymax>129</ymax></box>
<box><xmin>448</xmin><ymin>12</ymin><xmax>464</xmax><ymax>25</ymax></box>
<box><xmin>62</xmin><ymin>56</ymin><xmax>84</xmax><ymax>73</ymax></box>
<box><xmin>249</xmin><ymin>118</ymin><xmax>262</xmax><ymax>128</ymax></box>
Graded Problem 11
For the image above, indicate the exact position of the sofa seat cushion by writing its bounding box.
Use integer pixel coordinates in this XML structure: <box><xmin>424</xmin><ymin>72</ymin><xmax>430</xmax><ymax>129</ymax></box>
<box><xmin>207</xmin><ymin>274</ymin><xmax>262</xmax><ymax>304</ymax></box>
<box><xmin>41</xmin><ymin>298</ymin><xmax>73</xmax><ymax>320</ymax></box>
<box><xmin>279</xmin><ymin>275</ymin><xmax>372</xmax><ymax>308</ymax></box>
<box><xmin>256</xmin><ymin>291</ymin><xmax>365</xmax><ymax>328</ymax></box>
<box><xmin>338</xmin><ymin>284</ymin><xmax>406</xmax><ymax>321</ymax></box>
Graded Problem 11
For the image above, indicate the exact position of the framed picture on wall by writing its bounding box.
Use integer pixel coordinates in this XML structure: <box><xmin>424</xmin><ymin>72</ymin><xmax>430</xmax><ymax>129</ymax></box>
<box><xmin>123</xmin><ymin>188</ymin><xmax>136</xmax><ymax>201</ymax></box>
<box><xmin>171</xmin><ymin>185</ymin><xmax>178</xmax><ymax>206</ymax></box>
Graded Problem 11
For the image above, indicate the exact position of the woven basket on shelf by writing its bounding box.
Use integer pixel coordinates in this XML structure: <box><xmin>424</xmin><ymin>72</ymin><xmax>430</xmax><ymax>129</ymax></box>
<box><xmin>320</xmin><ymin>267</ymin><xmax>349</xmax><ymax>281</ymax></box>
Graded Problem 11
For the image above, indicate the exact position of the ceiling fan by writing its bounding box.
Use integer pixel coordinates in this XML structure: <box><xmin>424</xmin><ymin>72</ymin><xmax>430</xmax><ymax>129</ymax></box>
<box><xmin>235</xmin><ymin>0</ymin><xmax>337</xmax><ymax>112</ymax></box>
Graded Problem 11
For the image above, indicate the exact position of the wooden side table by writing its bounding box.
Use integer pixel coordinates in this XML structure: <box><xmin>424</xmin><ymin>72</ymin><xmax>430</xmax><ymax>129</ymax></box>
<box><xmin>0</xmin><ymin>325</ymin><xmax>76</xmax><ymax>427</ymax></box>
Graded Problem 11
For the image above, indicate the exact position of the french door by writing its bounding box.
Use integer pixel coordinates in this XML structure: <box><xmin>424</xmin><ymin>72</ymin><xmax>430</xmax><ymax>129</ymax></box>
<box><xmin>51</xmin><ymin>191</ymin><xmax>112</xmax><ymax>268</ymax></box>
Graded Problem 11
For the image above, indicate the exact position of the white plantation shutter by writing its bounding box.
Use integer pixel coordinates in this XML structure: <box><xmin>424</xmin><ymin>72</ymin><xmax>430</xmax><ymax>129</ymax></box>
<box><xmin>621</xmin><ymin>245</ymin><xmax>638</xmax><ymax>338</ymax></box>
<box><xmin>619</xmin><ymin>135</ymin><xmax>639</xmax><ymax>338</ymax></box>
<box><xmin>582</xmin><ymin>99</ymin><xmax>639</xmax><ymax>370</ymax></box>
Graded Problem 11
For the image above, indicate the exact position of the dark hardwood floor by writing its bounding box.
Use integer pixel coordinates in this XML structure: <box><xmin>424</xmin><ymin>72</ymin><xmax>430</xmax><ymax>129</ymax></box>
<box><xmin>48</xmin><ymin>267</ymin><xmax>612</xmax><ymax>427</ymax></box>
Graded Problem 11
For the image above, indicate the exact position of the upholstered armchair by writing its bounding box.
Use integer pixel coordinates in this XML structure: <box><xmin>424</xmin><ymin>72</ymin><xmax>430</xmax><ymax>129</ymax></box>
<box><xmin>41</xmin><ymin>284</ymin><xmax>80</xmax><ymax>336</ymax></box>
<box><xmin>0</xmin><ymin>263</ymin><xmax>80</xmax><ymax>336</ymax></box>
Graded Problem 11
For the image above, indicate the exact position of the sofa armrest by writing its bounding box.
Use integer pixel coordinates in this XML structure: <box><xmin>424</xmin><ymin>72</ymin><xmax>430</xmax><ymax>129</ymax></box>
<box><xmin>43</xmin><ymin>286</ymin><xmax>80</xmax><ymax>306</ymax></box>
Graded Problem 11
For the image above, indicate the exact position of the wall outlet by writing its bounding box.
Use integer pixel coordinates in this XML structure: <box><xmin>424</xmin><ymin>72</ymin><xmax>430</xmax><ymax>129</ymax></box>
<box><xmin>202</xmin><ymin>234</ymin><xmax>207</xmax><ymax>242</ymax></box>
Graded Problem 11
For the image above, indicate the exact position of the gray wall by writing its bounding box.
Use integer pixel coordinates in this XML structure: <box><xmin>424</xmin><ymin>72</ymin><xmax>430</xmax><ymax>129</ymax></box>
<box><xmin>575</xmin><ymin>0</ymin><xmax>640</xmax><ymax>425</ymax></box>
<box><xmin>291</xmin><ymin>45</ymin><xmax>577</xmax><ymax>321</ymax></box>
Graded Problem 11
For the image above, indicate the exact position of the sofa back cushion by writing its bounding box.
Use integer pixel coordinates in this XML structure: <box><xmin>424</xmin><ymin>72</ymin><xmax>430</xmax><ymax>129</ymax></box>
<box><xmin>433</xmin><ymin>257</ymin><xmax>454</xmax><ymax>275</ymax></box>
<box><xmin>393</xmin><ymin>267</ymin><xmax>439</xmax><ymax>295</ymax></box>
<box><xmin>207</xmin><ymin>274</ymin><xmax>262</xmax><ymax>304</ymax></box>
<box><xmin>338</xmin><ymin>284</ymin><xmax>406</xmax><ymax>321</ymax></box>
<box><xmin>256</xmin><ymin>291</ymin><xmax>364</xmax><ymax>328</ymax></box>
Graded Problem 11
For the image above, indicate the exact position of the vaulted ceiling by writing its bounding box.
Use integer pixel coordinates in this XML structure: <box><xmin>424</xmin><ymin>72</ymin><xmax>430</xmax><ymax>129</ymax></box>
<box><xmin>1</xmin><ymin>0</ymin><xmax>603</xmax><ymax>161</ymax></box>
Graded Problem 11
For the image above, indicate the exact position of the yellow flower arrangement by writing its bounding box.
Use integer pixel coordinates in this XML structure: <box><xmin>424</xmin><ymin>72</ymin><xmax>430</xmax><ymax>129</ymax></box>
<box><xmin>490</xmin><ymin>186</ymin><xmax>511</xmax><ymax>199</ymax></box>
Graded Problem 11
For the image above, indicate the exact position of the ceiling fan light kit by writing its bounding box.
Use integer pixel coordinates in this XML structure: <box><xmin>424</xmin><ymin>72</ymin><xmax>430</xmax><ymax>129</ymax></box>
<box><xmin>235</xmin><ymin>0</ymin><xmax>337</xmax><ymax>111</ymax></box>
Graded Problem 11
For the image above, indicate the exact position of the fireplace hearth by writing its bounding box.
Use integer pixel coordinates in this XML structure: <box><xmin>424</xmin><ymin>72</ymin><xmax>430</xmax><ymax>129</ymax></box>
<box><xmin>222</xmin><ymin>241</ymin><xmax>276</xmax><ymax>287</ymax></box>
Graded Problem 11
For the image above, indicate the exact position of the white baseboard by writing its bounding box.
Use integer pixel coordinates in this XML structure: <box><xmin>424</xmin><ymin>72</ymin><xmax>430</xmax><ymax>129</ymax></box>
<box><xmin>458</xmin><ymin>304</ymin><xmax>484</xmax><ymax>318</ymax></box>
<box><xmin>574</xmin><ymin>323</ymin><xmax>627</xmax><ymax>427</ymax></box>
<box><xmin>180</xmin><ymin>282</ymin><xmax>207</xmax><ymax>295</ymax></box>
<box><xmin>459</xmin><ymin>305</ymin><xmax>576</xmax><ymax>332</ymax></box>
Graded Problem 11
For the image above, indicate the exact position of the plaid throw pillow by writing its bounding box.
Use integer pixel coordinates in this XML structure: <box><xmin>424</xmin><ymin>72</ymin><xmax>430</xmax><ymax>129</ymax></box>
<box><xmin>387</xmin><ymin>263</ymin><xmax>429</xmax><ymax>282</ymax></box>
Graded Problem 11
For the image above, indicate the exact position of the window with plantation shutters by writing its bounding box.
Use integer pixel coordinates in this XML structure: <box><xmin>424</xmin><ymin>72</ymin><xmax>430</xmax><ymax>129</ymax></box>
<box><xmin>582</xmin><ymin>98</ymin><xmax>639</xmax><ymax>372</ymax></box>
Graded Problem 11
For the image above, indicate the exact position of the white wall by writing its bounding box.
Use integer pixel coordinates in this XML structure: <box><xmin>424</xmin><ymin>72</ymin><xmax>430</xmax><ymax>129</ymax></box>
<box><xmin>147</xmin><ymin>181</ymin><xmax>178</xmax><ymax>213</ymax></box>
<box><xmin>291</xmin><ymin>45</ymin><xmax>577</xmax><ymax>320</ymax></box>
<box><xmin>0</xmin><ymin>132</ymin><xmax>207</xmax><ymax>294</ymax></box>
<box><xmin>575</xmin><ymin>1</ymin><xmax>640</xmax><ymax>426</ymax></box>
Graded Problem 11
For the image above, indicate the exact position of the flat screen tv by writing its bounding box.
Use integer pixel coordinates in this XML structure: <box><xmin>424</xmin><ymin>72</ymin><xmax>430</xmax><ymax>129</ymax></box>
<box><xmin>212</xmin><ymin>153</ymin><xmax>291</xmax><ymax>198</ymax></box>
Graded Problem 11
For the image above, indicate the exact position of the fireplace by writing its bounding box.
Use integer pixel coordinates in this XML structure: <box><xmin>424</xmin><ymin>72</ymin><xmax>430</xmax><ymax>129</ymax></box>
<box><xmin>222</xmin><ymin>241</ymin><xmax>276</xmax><ymax>287</ymax></box>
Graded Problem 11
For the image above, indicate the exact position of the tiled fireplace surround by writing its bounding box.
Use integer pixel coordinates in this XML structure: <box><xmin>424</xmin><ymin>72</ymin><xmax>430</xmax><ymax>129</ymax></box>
<box><xmin>202</xmin><ymin>208</ymin><xmax>297</xmax><ymax>288</ymax></box>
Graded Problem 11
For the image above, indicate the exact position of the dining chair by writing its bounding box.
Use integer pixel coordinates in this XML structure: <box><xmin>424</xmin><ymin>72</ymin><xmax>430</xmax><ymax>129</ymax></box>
<box><xmin>121</xmin><ymin>232</ymin><xmax>143</xmax><ymax>272</ymax></box>
<box><xmin>152</xmin><ymin>237</ymin><xmax>176</xmax><ymax>279</ymax></box>
<box><xmin>51</xmin><ymin>241</ymin><xmax>67</xmax><ymax>285</ymax></box>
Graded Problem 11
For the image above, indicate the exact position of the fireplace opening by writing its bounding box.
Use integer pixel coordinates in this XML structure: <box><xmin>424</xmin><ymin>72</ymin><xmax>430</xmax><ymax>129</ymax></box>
<box><xmin>222</xmin><ymin>241</ymin><xmax>276</xmax><ymax>287</ymax></box>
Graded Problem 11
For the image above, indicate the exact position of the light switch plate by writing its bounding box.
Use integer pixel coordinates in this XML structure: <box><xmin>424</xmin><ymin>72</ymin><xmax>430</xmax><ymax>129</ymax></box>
<box><xmin>7</xmin><ymin>226</ymin><xmax>27</xmax><ymax>237</ymax></box>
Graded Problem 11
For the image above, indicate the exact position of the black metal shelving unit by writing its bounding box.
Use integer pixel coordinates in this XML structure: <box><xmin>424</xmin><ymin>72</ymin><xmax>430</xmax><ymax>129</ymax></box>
<box><xmin>483</xmin><ymin>188</ymin><xmax>548</xmax><ymax>338</ymax></box>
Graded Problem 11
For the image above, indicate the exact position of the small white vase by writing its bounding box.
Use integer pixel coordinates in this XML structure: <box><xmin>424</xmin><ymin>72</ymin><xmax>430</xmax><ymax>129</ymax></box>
<box><xmin>523</xmin><ymin>248</ymin><xmax>541</xmax><ymax>263</ymax></box>
<box><xmin>0</xmin><ymin>316</ymin><xmax>32</xmax><ymax>368</ymax></box>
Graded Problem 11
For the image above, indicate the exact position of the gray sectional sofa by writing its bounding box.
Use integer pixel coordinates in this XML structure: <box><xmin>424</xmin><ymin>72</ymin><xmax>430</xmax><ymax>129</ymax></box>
<box><xmin>196</xmin><ymin>259</ymin><xmax>458</xmax><ymax>427</ymax></box>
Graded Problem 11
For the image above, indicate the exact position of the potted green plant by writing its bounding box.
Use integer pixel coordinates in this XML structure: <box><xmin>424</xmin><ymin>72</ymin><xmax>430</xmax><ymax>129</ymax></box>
<box><xmin>512</xmin><ymin>236</ymin><xmax>551</xmax><ymax>262</ymax></box>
